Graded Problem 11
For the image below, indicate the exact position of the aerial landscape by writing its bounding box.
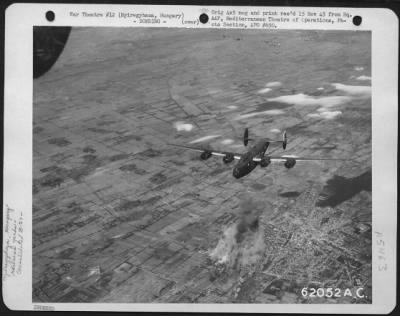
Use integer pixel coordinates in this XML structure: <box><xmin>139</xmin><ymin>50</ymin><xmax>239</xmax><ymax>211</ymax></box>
<box><xmin>33</xmin><ymin>27</ymin><xmax>372</xmax><ymax>303</ymax></box>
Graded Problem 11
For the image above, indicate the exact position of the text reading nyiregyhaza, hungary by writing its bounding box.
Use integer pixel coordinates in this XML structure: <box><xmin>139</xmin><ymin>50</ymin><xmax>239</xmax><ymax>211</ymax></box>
<box><xmin>69</xmin><ymin>8</ymin><xmax>354</xmax><ymax>28</ymax></box>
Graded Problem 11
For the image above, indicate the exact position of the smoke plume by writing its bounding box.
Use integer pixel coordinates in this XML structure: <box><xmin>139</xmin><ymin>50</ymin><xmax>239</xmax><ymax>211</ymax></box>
<box><xmin>209</xmin><ymin>197</ymin><xmax>266</xmax><ymax>270</ymax></box>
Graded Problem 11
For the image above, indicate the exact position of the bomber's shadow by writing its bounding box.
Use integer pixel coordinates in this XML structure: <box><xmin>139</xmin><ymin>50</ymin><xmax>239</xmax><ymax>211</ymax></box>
<box><xmin>316</xmin><ymin>169</ymin><xmax>372</xmax><ymax>207</ymax></box>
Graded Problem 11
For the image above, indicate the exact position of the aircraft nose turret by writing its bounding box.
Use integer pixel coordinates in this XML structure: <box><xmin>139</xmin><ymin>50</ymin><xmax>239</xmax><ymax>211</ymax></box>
<box><xmin>233</xmin><ymin>167</ymin><xmax>241</xmax><ymax>179</ymax></box>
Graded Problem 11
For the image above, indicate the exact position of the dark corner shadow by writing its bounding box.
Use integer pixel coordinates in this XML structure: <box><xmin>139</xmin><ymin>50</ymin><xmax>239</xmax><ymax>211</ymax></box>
<box><xmin>33</xmin><ymin>26</ymin><xmax>71</xmax><ymax>79</ymax></box>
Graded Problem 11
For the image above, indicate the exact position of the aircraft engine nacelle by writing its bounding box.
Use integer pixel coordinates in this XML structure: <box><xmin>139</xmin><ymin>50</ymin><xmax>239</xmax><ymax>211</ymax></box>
<box><xmin>259</xmin><ymin>157</ymin><xmax>271</xmax><ymax>167</ymax></box>
<box><xmin>200</xmin><ymin>151</ymin><xmax>212</xmax><ymax>160</ymax></box>
<box><xmin>223</xmin><ymin>154</ymin><xmax>234</xmax><ymax>164</ymax></box>
<box><xmin>284</xmin><ymin>158</ymin><xmax>296</xmax><ymax>169</ymax></box>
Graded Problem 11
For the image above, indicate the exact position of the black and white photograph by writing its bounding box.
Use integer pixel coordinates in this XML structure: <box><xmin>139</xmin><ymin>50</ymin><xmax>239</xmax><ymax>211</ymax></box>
<box><xmin>2</xmin><ymin>4</ymin><xmax>397</xmax><ymax>313</ymax></box>
<box><xmin>32</xmin><ymin>26</ymin><xmax>372</xmax><ymax>304</ymax></box>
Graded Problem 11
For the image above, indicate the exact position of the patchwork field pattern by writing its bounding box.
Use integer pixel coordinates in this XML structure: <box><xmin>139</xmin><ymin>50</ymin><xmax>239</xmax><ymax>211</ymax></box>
<box><xmin>33</xmin><ymin>28</ymin><xmax>372</xmax><ymax>303</ymax></box>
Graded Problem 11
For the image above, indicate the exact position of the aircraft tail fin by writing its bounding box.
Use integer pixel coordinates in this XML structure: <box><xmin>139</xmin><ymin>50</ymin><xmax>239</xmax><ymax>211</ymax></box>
<box><xmin>244</xmin><ymin>128</ymin><xmax>249</xmax><ymax>146</ymax></box>
<box><xmin>283</xmin><ymin>130</ymin><xmax>287</xmax><ymax>150</ymax></box>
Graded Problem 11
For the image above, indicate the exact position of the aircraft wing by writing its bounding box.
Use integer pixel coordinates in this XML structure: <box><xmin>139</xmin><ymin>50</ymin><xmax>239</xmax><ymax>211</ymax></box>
<box><xmin>169</xmin><ymin>143</ymin><xmax>242</xmax><ymax>160</ymax></box>
<box><xmin>252</xmin><ymin>155</ymin><xmax>346</xmax><ymax>162</ymax></box>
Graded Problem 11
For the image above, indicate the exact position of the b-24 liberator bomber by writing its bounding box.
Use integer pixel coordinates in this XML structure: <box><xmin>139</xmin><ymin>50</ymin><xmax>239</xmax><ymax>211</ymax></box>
<box><xmin>170</xmin><ymin>128</ymin><xmax>346</xmax><ymax>179</ymax></box>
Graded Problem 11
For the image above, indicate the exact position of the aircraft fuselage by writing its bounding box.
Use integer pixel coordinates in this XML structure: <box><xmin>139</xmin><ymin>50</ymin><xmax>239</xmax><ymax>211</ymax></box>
<box><xmin>233</xmin><ymin>141</ymin><xmax>270</xmax><ymax>178</ymax></box>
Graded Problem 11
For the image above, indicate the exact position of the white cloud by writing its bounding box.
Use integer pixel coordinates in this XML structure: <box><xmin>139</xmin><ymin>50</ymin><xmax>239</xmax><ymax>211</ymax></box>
<box><xmin>174</xmin><ymin>121</ymin><xmax>194</xmax><ymax>132</ymax></box>
<box><xmin>355</xmin><ymin>66</ymin><xmax>364</xmax><ymax>71</ymax></box>
<box><xmin>356</xmin><ymin>75</ymin><xmax>371</xmax><ymax>81</ymax></box>
<box><xmin>234</xmin><ymin>109</ymin><xmax>285</xmax><ymax>120</ymax></box>
<box><xmin>257</xmin><ymin>87</ymin><xmax>272</xmax><ymax>94</ymax></box>
<box><xmin>308</xmin><ymin>110</ymin><xmax>342</xmax><ymax>120</ymax></box>
<box><xmin>270</xmin><ymin>128</ymin><xmax>281</xmax><ymax>133</ymax></box>
<box><xmin>268</xmin><ymin>93</ymin><xmax>351</xmax><ymax>108</ymax></box>
<box><xmin>227</xmin><ymin>105</ymin><xmax>238</xmax><ymax>110</ymax></box>
<box><xmin>317</xmin><ymin>87</ymin><xmax>324</xmax><ymax>90</ymax></box>
<box><xmin>265</xmin><ymin>81</ymin><xmax>282</xmax><ymax>88</ymax></box>
<box><xmin>321</xmin><ymin>111</ymin><xmax>342</xmax><ymax>119</ymax></box>
<box><xmin>189</xmin><ymin>135</ymin><xmax>221</xmax><ymax>143</ymax></box>
<box><xmin>332</xmin><ymin>83</ymin><xmax>371</xmax><ymax>98</ymax></box>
